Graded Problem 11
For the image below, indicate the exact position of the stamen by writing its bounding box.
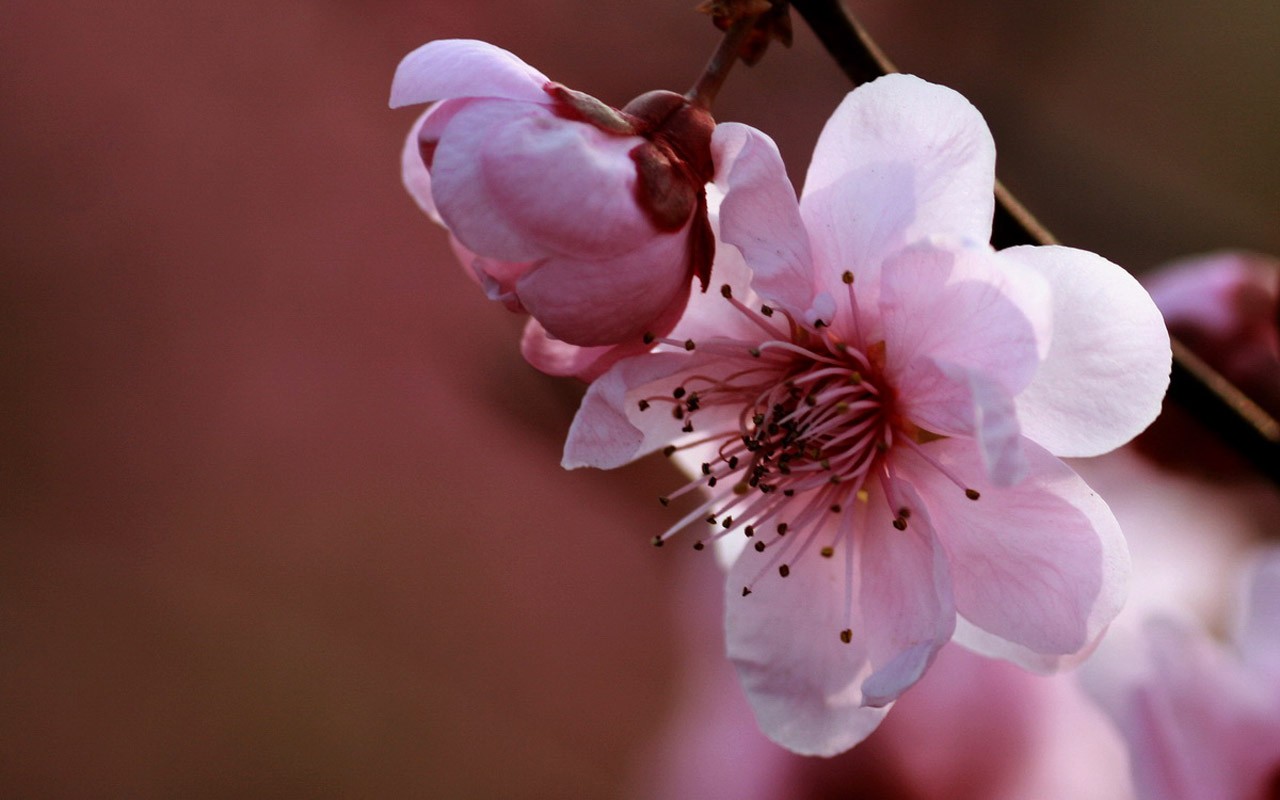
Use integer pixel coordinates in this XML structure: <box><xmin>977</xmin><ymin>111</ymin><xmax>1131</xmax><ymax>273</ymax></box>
<box><xmin>900</xmin><ymin>437</ymin><xmax>981</xmax><ymax>500</ymax></box>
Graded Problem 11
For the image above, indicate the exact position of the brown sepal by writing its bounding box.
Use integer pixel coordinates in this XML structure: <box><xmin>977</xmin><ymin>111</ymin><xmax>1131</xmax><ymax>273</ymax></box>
<box><xmin>544</xmin><ymin>82</ymin><xmax>637</xmax><ymax>135</ymax></box>
<box><xmin>687</xmin><ymin>191</ymin><xmax>715</xmax><ymax>292</ymax></box>
<box><xmin>630</xmin><ymin>142</ymin><xmax>697</xmax><ymax>232</ymax></box>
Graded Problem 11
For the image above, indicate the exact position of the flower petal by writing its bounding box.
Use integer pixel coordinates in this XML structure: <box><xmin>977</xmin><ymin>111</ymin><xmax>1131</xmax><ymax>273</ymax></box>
<box><xmin>800</xmin><ymin>74</ymin><xmax>996</xmax><ymax>298</ymax></box>
<box><xmin>1240</xmin><ymin>549</ymin><xmax>1280</xmax><ymax>677</ymax></box>
<box><xmin>858</xmin><ymin>484</ymin><xmax>955</xmax><ymax>706</ymax></box>
<box><xmin>400</xmin><ymin>109</ymin><xmax>441</xmax><ymax>222</ymax></box>
<box><xmin>724</xmin><ymin>540</ymin><xmax>890</xmax><ymax>755</ymax></box>
<box><xmin>515</xmin><ymin>226</ymin><xmax>690</xmax><ymax>346</ymax></box>
<box><xmin>481</xmin><ymin>112</ymin><xmax>654</xmax><ymax>260</ymax></box>
<box><xmin>903</xmin><ymin>437</ymin><xmax>1129</xmax><ymax>669</ymax></box>
<box><xmin>389</xmin><ymin>39</ymin><xmax>550</xmax><ymax>108</ymax></box>
<box><xmin>880</xmin><ymin>243</ymin><xmax>1048</xmax><ymax>484</ymax></box>
<box><xmin>429</xmin><ymin>101</ymin><xmax>552</xmax><ymax>262</ymax></box>
<box><xmin>711</xmin><ymin>122</ymin><xmax>815</xmax><ymax>318</ymax></box>
<box><xmin>1004</xmin><ymin>245</ymin><xmax>1172</xmax><ymax>457</ymax></box>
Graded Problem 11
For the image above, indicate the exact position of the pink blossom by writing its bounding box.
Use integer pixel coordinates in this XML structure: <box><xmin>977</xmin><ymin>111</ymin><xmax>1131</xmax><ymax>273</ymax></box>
<box><xmin>563</xmin><ymin>74</ymin><xmax>1171</xmax><ymax>754</ymax></box>
<box><xmin>1084</xmin><ymin>550</ymin><xmax>1280</xmax><ymax>800</ymax></box>
<box><xmin>391</xmin><ymin>40</ymin><xmax>717</xmax><ymax>380</ymax></box>
<box><xmin>1136</xmin><ymin>251</ymin><xmax>1280</xmax><ymax>475</ymax></box>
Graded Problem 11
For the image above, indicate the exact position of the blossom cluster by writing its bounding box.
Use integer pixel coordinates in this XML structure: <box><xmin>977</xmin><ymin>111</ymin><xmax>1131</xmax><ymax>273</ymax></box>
<box><xmin>386</xmin><ymin>36</ymin><xmax>1280</xmax><ymax>789</ymax></box>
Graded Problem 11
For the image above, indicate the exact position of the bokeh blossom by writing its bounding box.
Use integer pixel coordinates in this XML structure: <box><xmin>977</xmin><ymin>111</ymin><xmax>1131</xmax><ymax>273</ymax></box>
<box><xmin>1084</xmin><ymin>550</ymin><xmax>1280</xmax><ymax>800</ymax></box>
<box><xmin>391</xmin><ymin>39</ymin><xmax>718</xmax><ymax>380</ymax></box>
<box><xmin>1137</xmin><ymin>251</ymin><xmax>1280</xmax><ymax>476</ymax></box>
<box><xmin>564</xmin><ymin>74</ymin><xmax>1171</xmax><ymax>754</ymax></box>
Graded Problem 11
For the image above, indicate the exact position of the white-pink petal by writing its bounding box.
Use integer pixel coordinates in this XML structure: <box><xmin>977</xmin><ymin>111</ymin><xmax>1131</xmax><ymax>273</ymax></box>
<box><xmin>858</xmin><ymin>486</ymin><xmax>955</xmax><ymax>706</ymax></box>
<box><xmin>711</xmin><ymin>122</ymin><xmax>815</xmax><ymax>318</ymax></box>
<box><xmin>389</xmin><ymin>39</ymin><xmax>551</xmax><ymax>108</ymax></box>
<box><xmin>1004</xmin><ymin>245</ymin><xmax>1172</xmax><ymax>458</ymax></box>
<box><xmin>903</xmin><ymin>437</ymin><xmax>1129</xmax><ymax>668</ymax></box>
<box><xmin>724</xmin><ymin>541</ymin><xmax>890</xmax><ymax>756</ymax></box>
<box><xmin>800</xmin><ymin>74</ymin><xmax>996</xmax><ymax>297</ymax></box>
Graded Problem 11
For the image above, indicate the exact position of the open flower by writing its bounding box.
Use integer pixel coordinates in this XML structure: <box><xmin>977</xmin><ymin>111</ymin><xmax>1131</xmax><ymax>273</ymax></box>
<box><xmin>391</xmin><ymin>39</ymin><xmax>717</xmax><ymax>380</ymax></box>
<box><xmin>1084</xmin><ymin>550</ymin><xmax>1280</xmax><ymax>800</ymax></box>
<box><xmin>564</xmin><ymin>74</ymin><xmax>1171</xmax><ymax>754</ymax></box>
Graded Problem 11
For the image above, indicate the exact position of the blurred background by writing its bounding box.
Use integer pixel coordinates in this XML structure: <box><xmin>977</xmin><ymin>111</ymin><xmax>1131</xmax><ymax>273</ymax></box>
<box><xmin>2</xmin><ymin>1</ymin><xmax>1277</xmax><ymax>796</ymax></box>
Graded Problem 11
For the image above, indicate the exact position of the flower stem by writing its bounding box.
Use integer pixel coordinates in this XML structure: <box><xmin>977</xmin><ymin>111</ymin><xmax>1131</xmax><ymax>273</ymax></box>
<box><xmin>788</xmin><ymin>0</ymin><xmax>1280</xmax><ymax>487</ymax></box>
<box><xmin>687</xmin><ymin>12</ymin><xmax>762</xmax><ymax>110</ymax></box>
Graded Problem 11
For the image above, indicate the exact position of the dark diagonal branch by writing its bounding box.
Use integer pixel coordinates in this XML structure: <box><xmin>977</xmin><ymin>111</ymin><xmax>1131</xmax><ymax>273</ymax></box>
<box><xmin>789</xmin><ymin>0</ymin><xmax>1280</xmax><ymax>486</ymax></box>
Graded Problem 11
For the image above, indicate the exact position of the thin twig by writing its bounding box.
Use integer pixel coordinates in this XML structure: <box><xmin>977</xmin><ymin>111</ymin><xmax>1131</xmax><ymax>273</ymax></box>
<box><xmin>789</xmin><ymin>0</ymin><xmax>1280</xmax><ymax>486</ymax></box>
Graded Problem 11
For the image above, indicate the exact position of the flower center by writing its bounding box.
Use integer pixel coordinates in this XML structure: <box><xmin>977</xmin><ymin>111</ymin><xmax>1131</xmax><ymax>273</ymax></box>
<box><xmin>638</xmin><ymin>282</ymin><xmax>981</xmax><ymax>642</ymax></box>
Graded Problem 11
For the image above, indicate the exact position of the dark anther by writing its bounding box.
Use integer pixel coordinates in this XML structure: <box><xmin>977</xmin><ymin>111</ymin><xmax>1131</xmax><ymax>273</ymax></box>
<box><xmin>744</xmin><ymin>525</ymin><xmax>755</xmax><ymax>537</ymax></box>
<box><xmin>693</xmin><ymin>541</ymin><xmax>705</xmax><ymax>551</ymax></box>
<box><xmin>707</xmin><ymin>475</ymin><xmax>717</xmax><ymax>486</ymax></box>
<box><xmin>658</xmin><ymin>496</ymin><xmax>670</xmax><ymax>507</ymax></box>
<box><xmin>892</xmin><ymin>517</ymin><xmax>907</xmax><ymax>531</ymax></box>
<box><xmin>728</xmin><ymin>456</ymin><xmax>739</xmax><ymax>469</ymax></box>
<box><xmin>638</xmin><ymin>399</ymin><xmax>650</xmax><ymax>411</ymax></box>
<box><xmin>777</xmin><ymin>523</ymin><xmax>789</xmax><ymax>535</ymax></box>
<box><xmin>651</xmin><ymin>536</ymin><xmax>664</xmax><ymax>547</ymax></box>
<box><xmin>842</xmin><ymin>271</ymin><xmax>854</xmax><ymax>285</ymax></box>
<box><xmin>965</xmin><ymin>489</ymin><xmax>981</xmax><ymax>500</ymax></box>
<box><xmin>783</xmin><ymin>489</ymin><xmax>795</xmax><ymax>497</ymax></box>
<box><xmin>760</xmin><ymin>305</ymin><xmax>774</xmax><ymax>317</ymax></box>
<box><xmin>742</xmin><ymin>586</ymin><xmax>752</xmax><ymax>597</ymax></box>
<box><xmin>840</xmin><ymin>629</ymin><xmax>853</xmax><ymax>644</ymax></box>
<box><xmin>643</xmin><ymin>331</ymin><xmax>656</xmax><ymax>344</ymax></box>
<box><xmin>820</xmin><ymin>546</ymin><xmax>834</xmax><ymax>558</ymax></box>
<box><xmin>701</xmin><ymin>462</ymin><xmax>712</xmax><ymax>475</ymax></box>
<box><xmin>720</xmin><ymin>284</ymin><xmax>733</xmax><ymax>298</ymax></box>
<box><xmin>829</xmin><ymin>504</ymin><xmax>842</xmax><ymax>513</ymax></box>
<box><xmin>684</xmin><ymin>339</ymin><xmax>696</xmax><ymax>351</ymax></box>
<box><xmin>778</xmin><ymin>564</ymin><xmax>790</xmax><ymax>578</ymax></box>
<box><xmin>662</xmin><ymin>445</ymin><xmax>677</xmax><ymax>457</ymax></box>
<box><xmin>673</xmin><ymin>386</ymin><xmax>687</xmax><ymax>399</ymax></box>
<box><xmin>682</xmin><ymin>421</ymin><xmax>694</xmax><ymax>433</ymax></box>
<box><xmin>722</xmin><ymin>516</ymin><xmax>733</xmax><ymax>528</ymax></box>
<box><xmin>754</xmin><ymin>541</ymin><xmax>766</xmax><ymax>552</ymax></box>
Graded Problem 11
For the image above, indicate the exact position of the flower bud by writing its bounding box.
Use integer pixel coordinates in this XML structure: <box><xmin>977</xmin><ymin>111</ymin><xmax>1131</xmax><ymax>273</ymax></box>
<box><xmin>391</xmin><ymin>39</ymin><xmax>717</xmax><ymax>380</ymax></box>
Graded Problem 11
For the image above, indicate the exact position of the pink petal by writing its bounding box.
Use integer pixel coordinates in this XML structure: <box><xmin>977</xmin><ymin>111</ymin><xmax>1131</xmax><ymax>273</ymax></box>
<box><xmin>389</xmin><ymin>39</ymin><xmax>551</xmax><ymax>108</ymax></box>
<box><xmin>711</xmin><ymin>122</ymin><xmax>815</xmax><ymax>318</ymax></box>
<box><xmin>400</xmin><ymin>109</ymin><xmax>440</xmax><ymax>221</ymax></box>
<box><xmin>562</xmin><ymin>349</ymin><xmax>739</xmax><ymax>468</ymax></box>
<box><xmin>902</xmin><ymin>437</ymin><xmax>1129</xmax><ymax>667</ymax></box>
<box><xmin>800</xmin><ymin>74</ymin><xmax>996</xmax><ymax>297</ymax></box>
<box><xmin>520</xmin><ymin>320</ymin><xmax>617</xmax><ymax>379</ymax></box>
<box><xmin>724</xmin><ymin>537</ymin><xmax>890</xmax><ymax>755</ymax></box>
<box><xmin>515</xmin><ymin>226</ymin><xmax>690</xmax><ymax>346</ymax></box>
<box><xmin>880</xmin><ymin>243</ymin><xmax>1048</xmax><ymax>483</ymax></box>
<box><xmin>429</xmin><ymin>101</ymin><xmax>553</xmax><ymax>262</ymax></box>
<box><xmin>1003</xmin><ymin>245</ymin><xmax>1172</xmax><ymax>458</ymax></box>
<box><xmin>858</xmin><ymin>484</ymin><xmax>956</xmax><ymax>706</ymax></box>
<box><xmin>482</xmin><ymin>112</ymin><xmax>654</xmax><ymax>260</ymax></box>
<box><xmin>1240</xmin><ymin>549</ymin><xmax>1280</xmax><ymax>677</ymax></box>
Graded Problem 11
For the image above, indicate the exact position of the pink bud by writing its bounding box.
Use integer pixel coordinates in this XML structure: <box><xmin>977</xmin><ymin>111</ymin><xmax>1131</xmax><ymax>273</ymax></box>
<box><xmin>391</xmin><ymin>40</ymin><xmax>717</xmax><ymax>379</ymax></box>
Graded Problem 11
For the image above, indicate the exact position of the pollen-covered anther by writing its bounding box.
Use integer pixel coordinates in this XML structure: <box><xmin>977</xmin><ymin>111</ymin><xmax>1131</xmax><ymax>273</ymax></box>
<box><xmin>841</xmin><ymin>270</ymin><xmax>854</xmax><ymax>285</ymax></box>
<box><xmin>839</xmin><ymin>629</ymin><xmax>853</xmax><ymax>644</ymax></box>
<box><xmin>820</xmin><ymin>546</ymin><xmax>834</xmax><ymax>558</ymax></box>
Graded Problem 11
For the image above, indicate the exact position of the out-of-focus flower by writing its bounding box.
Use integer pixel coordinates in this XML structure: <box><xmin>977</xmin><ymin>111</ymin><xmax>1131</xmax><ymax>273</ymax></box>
<box><xmin>563</xmin><ymin>73</ymin><xmax>1171</xmax><ymax>755</ymax></box>
<box><xmin>1084</xmin><ymin>550</ymin><xmax>1280</xmax><ymax>800</ymax></box>
<box><xmin>1136</xmin><ymin>251</ymin><xmax>1280</xmax><ymax>476</ymax></box>
<box><xmin>391</xmin><ymin>39</ymin><xmax>718</xmax><ymax>380</ymax></box>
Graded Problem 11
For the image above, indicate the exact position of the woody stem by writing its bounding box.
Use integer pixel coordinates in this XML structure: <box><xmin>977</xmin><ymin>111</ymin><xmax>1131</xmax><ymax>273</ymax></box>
<box><xmin>686</xmin><ymin>12</ymin><xmax>761</xmax><ymax>109</ymax></box>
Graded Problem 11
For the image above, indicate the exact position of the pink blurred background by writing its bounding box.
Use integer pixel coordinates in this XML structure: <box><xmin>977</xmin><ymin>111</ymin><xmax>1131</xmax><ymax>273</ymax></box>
<box><xmin>2</xmin><ymin>1</ymin><xmax>1276</xmax><ymax>796</ymax></box>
